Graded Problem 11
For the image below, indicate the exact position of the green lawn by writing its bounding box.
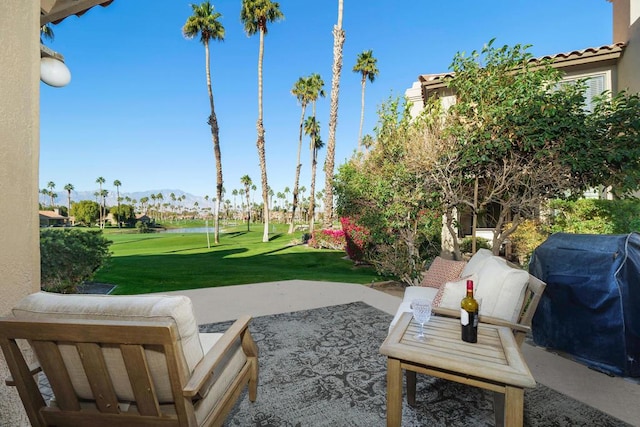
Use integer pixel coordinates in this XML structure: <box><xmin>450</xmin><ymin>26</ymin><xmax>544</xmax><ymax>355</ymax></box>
<box><xmin>94</xmin><ymin>223</ymin><xmax>380</xmax><ymax>295</ymax></box>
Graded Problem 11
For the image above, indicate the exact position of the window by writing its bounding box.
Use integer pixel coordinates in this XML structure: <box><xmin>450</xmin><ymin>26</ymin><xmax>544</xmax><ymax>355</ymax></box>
<box><xmin>557</xmin><ymin>73</ymin><xmax>606</xmax><ymax>112</ymax></box>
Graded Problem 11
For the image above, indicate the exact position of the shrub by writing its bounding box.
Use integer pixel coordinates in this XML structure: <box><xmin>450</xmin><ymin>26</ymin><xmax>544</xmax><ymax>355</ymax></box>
<box><xmin>507</xmin><ymin>220</ymin><xmax>549</xmax><ymax>266</ymax></box>
<box><xmin>308</xmin><ymin>228</ymin><xmax>346</xmax><ymax>250</ymax></box>
<box><xmin>548</xmin><ymin>198</ymin><xmax>640</xmax><ymax>234</ymax></box>
<box><xmin>40</xmin><ymin>228</ymin><xmax>112</xmax><ymax>293</ymax></box>
<box><xmin>459</xmin><ymin>236</ymin><xmax>491</xmax><ymax>254</ymax></box>
<box><xmin>340</xmin><ymin>217</ymin><xmax>370</xmax><ymax>262</ymax></box>
<box><xmin>136</xmin><ymin>221</ymin><xmax>151</xmax><ymax>233</ymax></box>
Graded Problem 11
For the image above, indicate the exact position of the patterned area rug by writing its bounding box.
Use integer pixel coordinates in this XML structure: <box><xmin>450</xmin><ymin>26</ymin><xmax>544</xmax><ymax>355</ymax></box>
<box><xmin>200</xmin><ymin>302</ymin><xmax>630</xmax><ymax>427</ymax></box>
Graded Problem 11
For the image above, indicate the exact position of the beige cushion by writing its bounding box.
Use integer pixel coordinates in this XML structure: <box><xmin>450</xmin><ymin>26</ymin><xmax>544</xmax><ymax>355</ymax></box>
<box><xmin>12</xmin><ymin>292</ymin><xmax>204</xmax><ymax>403</ymax></box>
<box><xmin>194</xmin><ymin>333</ymin><xmax>247</xmax><ymax>424</ymax></box>
<box><xmin>461</xmin><ymin>248</ymin><xmax>495</xmax><ymax>277</ymax></box>
<box><xmin>474</xmin><ymin>257</ymin><xmax>529</xmax><ymax>322</ymax></box>
<box><xmin>432</xmin><ymin>274</ymin><xmax>478</xmax><ymax>310</ymax></box>
<box><xmin>420</xmin><ymin>256</ymin><xmax>467</xmax><ymax>288</ymax></box>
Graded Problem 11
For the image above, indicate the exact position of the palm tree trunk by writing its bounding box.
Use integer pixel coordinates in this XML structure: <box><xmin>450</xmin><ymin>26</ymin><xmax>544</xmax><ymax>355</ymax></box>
<box><xmin>289</xmin><ymin>104</ymin><xmax>306</xmax><ymax>234</ymax></box>
<box><xmin>358</xmin><ymin>77</ymin><xmax>366</xmax><ymax>151</ymax></box>
<box><xmin>323</xmin><ymin>0</ymin><xmax>345</xmax><ymax>228</ymax></box>
<box><xmin>309</xmin><ymin>146</ymin><xmax>318</xmax><ymax>231</ymax></box>
<box><xmin>205</xmin><ymin>40</ymin><xmax>224</xmax><ymax>245</ymax></box>
<box><xmin>257</xmin><ymin>28</ymin><xmax>270</xmax><ymax>243</ymax></box>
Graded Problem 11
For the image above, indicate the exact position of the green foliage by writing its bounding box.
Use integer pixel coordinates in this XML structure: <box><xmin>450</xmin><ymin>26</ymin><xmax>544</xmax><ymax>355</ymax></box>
<box><xmin>506</xmin><ymin>220</ymin><xmax>549</xmax><ymax>266</ymax></box>
<box><xmin>136</xmin><ymin>220</ymin><xmax>151</xmax><ymax>233</ymax></box>
<box><xmin>547</xmin><ymin>198</ymin><xmax>640</xmax><ymax>234</ymax></box>
<box><xmin>70</xmin><ymin>200</ymin><xmax>100</xmax><ymax>226</ymax></box>
<box><xmin>459</xmin><ymin>237</ymin><xmax>491</xmax><ymax>254</ymax></box>
<box><xmin>111</xmin><ymin>204</ymin><xmax>136</xmax><ymax>226</ymax></box>
<box><xmin>334</xmin><ymin>97</ymin><xmax>442</xmax><ymax>283</ymax></box>
<box><xmin>40</xmin><ymin>229</ymin><xmax>112</xmax><ymax>293</ymax></box>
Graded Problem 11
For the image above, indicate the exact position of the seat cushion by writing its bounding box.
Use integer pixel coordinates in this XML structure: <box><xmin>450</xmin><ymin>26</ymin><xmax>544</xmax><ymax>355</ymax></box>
<box><xmin>12</xmin><ymin>292</ymin><xmax>204</xmax><ymax>403</ymax></box>
<box><xmin>420</xmin><ymin>256</ymin><xmax>467</xmax><ymax>288</ymax></box>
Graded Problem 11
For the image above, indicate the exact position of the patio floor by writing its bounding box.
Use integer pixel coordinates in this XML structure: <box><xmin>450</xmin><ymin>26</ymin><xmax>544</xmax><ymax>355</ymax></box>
<box><xmin>167</xmin><ymin>280</ymin><xmax>640</xmax><ymax>426</ymax></box>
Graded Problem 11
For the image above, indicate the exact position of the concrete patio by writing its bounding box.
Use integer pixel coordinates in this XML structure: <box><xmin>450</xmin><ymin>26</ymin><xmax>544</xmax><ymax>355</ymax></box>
<box><xmin>167</xmin><ymin>280</ymin><xmax>640</xmax><ymax>426</ymax></box>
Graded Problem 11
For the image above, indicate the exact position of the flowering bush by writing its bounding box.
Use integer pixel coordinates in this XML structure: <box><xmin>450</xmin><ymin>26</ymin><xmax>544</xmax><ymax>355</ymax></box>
<box><xmin>308</xmin><ymin>228</ymin><xmax>346</xmax><ymax>250</ymax></box>
<box><xmin>340</xmin><ymin>217</ymin><xmax>370</xmax><ymax>262</ymax></box>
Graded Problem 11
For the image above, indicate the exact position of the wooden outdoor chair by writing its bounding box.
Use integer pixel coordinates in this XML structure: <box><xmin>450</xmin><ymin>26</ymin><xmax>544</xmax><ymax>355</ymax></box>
<box><xmin>0</xmin><ymin>292</ymin><xmax>258</xmax><ymax>427</ymax></box>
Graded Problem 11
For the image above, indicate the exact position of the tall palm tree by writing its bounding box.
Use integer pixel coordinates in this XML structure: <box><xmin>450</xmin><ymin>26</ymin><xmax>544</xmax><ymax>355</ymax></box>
<box><xmin>47</xmin><ymin>181</ymin><xmax>56</xmax><ymax>208</ymax></box>
<box><xmin>288</xmin><ymin>75</ymin><xmax>312</xmax><ymax>233</ymax></box>
<box><xmin>64</xmin><ymin>183</ymin><xmax>74</xmax><ymax>217</ymax></box>
<box><xmin>96</xmin><ymin>177</ymin><xmax>105</xmax><ymax>228</ymax></box>
<box><xmin>323</xmin><ymin>0</ymin><xmax>345</xmax><ymax>228</ymax></box>
<box><xmin>113</xmin><ymin>179</ymin><xmax>122</xmax><ymax>228</ymax></box>
<box><xmin>305</xmin><ymin>116</ymin><xmax>324</xmax><ymax>231</ymax></box>
<box><xmin>241</xmin><ymin>0</ymin><xmax>284</xmax><ymax>242</ymax></box>
<box><xmin>353</xmin><ymin>50</ymin><xmax>379</xmax><ymax>151</ymax></box>
<box><xmin>183</xmin><ymin>1</ymin><xmax>226</xmax><ymax>244</ymax></box>
<box><xmin>240</xmin><ymin>175</ymin><xmax>253</xmax><ymax>231</ymax></box>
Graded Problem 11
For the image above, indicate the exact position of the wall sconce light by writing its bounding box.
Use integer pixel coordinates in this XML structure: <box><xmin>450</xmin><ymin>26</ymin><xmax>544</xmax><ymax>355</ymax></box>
<box><xmin>40</xmin><ymin>44</ymin><xmax>71</xmax><ymax>87</ymax></box>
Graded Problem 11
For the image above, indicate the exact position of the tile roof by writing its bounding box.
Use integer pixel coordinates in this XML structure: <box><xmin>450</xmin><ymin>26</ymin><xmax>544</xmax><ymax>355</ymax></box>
<box><xmin>419</xmin><ymin>43</ymin><xmax>626</xmax><ymax>87</ymax></box>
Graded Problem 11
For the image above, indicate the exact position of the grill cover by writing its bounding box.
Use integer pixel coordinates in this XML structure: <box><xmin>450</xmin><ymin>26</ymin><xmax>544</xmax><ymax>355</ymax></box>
<box><xmin>529</xmin><ymin>232</ymin><xmax>640</xmax><ymax>377</ymax></box>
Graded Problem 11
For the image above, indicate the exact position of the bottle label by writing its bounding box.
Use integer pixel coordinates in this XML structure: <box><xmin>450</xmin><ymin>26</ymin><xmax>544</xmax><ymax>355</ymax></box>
<box><xmin>461</xmin><ymin>308</ymin><xmax>470</xmax><ymax>326</ymax></box>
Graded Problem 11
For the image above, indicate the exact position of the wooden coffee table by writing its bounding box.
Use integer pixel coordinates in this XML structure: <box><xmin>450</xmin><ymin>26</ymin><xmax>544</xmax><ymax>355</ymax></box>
<box><xmin>380</xmin><ymin>313</ymin><xmax>536</xmax><ymax>427</ymax></box>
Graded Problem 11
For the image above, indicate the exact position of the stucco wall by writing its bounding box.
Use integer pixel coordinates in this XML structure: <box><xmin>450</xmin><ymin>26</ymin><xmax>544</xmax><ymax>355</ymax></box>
<box><xmin>0</xmin><ymin>1</ymin><xmax>41</xmax><ymax>425</ymax></box>
<box><xmin>617</xmin><ymin>2</ymin><xmax>640</xmax><ymax>94</ymax></box>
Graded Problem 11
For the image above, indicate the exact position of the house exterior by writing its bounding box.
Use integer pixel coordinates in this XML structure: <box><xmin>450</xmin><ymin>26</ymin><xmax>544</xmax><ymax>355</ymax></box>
<box><xmin>39</xmin><ymin>209</ymin><xmax>69</xmax><ymax>227</ymax></box>
<box><xmin>404</xmin><ymin>0</ymin><xmax>639</xmax><ymax>248</ymax></box>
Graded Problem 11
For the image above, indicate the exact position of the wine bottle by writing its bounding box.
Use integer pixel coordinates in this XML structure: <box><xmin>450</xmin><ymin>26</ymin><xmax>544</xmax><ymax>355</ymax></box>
<box><xmin>461</xmin><ymin>279</ymin><xmax>479</xmax><ymax>343</ymax></box>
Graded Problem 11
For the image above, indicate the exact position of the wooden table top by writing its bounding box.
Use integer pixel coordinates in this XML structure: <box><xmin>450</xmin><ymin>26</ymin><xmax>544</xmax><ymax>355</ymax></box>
<box><xmin>380</xmin><ymin>313</ymin><xmax>536</xmax><ymax>389</ymax></box>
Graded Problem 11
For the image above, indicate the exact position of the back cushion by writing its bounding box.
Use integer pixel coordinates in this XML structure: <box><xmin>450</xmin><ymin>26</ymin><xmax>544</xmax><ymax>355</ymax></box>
<box><xmin>461</xmin><ymin>248</ymin><xmax>495</xmax><ymax>277</ymax></box>
<box><xmin>474</xmin><ymin>258</ymin><xmax>529</xmax><ymax>322</ymax></box>
<box><xmin>420</xmin><ymin>256</ymin><xmax>467</xmax><ymax>288</ymax></box>
<box><xmin>12</xmin><ymin>292</ymin><xmax>203</xmax><ymax>403</ymax></box>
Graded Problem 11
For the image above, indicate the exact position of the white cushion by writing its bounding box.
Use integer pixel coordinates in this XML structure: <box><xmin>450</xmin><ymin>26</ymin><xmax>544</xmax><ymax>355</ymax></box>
<box><xmin>433</xmin><ymin>274</ymin><xmax>478</xmax><ymax>311</ymax></box>
<box><xmin>194</xmin><ymin>333</ymin><xmax>248</xmax><ymax>424</ymax></box>
<box><xmin>389</xmin><ymin>286</ymin><xmax>438</xmax><ymax>332</ymax></box>
<box><xmin>474</xmin><ymin>258</ymin><xmax>529</xmax><ymax>322</ymax></box>
<box><xmin>12</xmin><ymin>292</ymin><xmax>204</xmax><ymax>403</ymax></box>
<box><xmin>461</xmin><ymin>248</ymin><xmax>495</xmax><ymax>277</ymax></box>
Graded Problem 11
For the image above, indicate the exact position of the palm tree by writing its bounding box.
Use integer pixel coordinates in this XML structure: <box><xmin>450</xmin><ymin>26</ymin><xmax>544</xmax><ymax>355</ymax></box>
<box><xmin>96</xmin><ymin>177</ymin><xmax>105</xmax><ymax>228</ymax></box>
<box><xmin>183</xmin><ymin>1</ymin><xmax>226</xmax><ymax>244</ymax></box>
<box><xmin>240</xmin><ymin>175</ymin><xmax>253</xmax><ymax>231</ymax></box>
<box><xmin>241</xmin><ymin>0</ymin><xmax>284</xmax><ymax>242</ymax></box>
<box><xmin>64</xmin><ymin>183</ymin><xmax>74</xmax><ymax>217</ymax></box>
<box><xmin>308</xmin><ymin>73</ymin><xmax>326</xmax><ymax>118</ymax></box>
<box><xmin>305</xmin><ymin>116</ymin><xmax>324</xmax><ymax>231</ymax></box>
<box><xmin>113</xmin><ymin>179</ymin><xmax>122</xmax><ymax>228</ymax></box>
<box><xmin>100</xmin><ymin>189</ymin><xmax>109</xmax><ymax>227</ymax></box>
<box><xmin>288</xmin><ymin>75</ymin><xmax>312</xmax><ymax>233</ymax></box>
<box><xmin>232</xmin><ymin>189</ymin><xmax>239</xmax><ymax>219</ymax></box>
<box><xmin>47</xmin><ymin>181</ymin><xmax>56</xmax><ymax>208</ymax></box>
<box><xmin>353</xmin><ymin>50</ymin><xmax>379</xmax><ymax>151</ymax></box>
<box><xmin>324</xmin><ymin>0</ymin><xmax>345</xmax><ymax>228</ymax></box>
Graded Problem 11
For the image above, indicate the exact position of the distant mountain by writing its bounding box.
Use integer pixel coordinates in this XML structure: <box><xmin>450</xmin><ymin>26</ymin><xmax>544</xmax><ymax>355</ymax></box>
<box><xmin>43</xmin><ymin>189</ymin><xmax>213</xmax><ymax>210</ymax></box>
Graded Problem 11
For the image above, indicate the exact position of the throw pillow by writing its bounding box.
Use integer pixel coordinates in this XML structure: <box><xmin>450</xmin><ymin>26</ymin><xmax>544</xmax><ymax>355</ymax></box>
<box><xmin>432</xmin><ymin>273</ymin><xmax>478</xmax><ymax>309</ymax></box>
<box><xmin>420</xmin><ymin>256</ymin><xmax>467</xmax><ymax>288</ymax></box>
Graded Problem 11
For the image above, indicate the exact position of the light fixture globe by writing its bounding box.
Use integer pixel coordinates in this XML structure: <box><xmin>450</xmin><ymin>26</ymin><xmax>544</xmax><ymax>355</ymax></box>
<box><xmin>40</xmin><ymin>56</ymin><xmax>71</xmax><ymax>87</ymax></box>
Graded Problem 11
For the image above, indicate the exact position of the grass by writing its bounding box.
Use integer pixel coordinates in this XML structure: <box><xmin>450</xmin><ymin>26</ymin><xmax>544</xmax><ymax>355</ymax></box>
<box><xmin>93</xmin><ymin>223</ymin><xmax>380</xmax><ymax>295</ymax></box>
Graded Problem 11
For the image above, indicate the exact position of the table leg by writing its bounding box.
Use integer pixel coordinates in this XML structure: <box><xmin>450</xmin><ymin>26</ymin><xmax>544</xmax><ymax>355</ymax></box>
<box><xmin>386</xmin><ymin>358</ymin><xmax>402</xmax><ymax>427</ymax></box>
<box><xmin>406</xmin><ymin>370</ymin><xmax>417</xmax><ymax>406</ymax></box>
<box><xmin>503</xmin><ymin>386</ymin><xmax>524</xmax><ymax>427</ymax></box>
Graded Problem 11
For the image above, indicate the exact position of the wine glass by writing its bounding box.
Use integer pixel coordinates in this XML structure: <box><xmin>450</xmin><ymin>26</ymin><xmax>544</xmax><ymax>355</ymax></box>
<box><xmin>411</xmin><ymin>299</ymin><xmax>432</xmax><ymax>341</ymax></box>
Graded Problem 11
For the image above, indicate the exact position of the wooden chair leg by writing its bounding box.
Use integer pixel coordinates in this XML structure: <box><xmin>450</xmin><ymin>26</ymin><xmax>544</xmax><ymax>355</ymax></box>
<box><xmin>493</xmin><ymin>391</ymin><xmax>505</xmax><ymax>427</ymax></box>
<box><xmin>405</xmin><ymin>370</ymin><xmax>417</xmax><ymax>407</ymax></box>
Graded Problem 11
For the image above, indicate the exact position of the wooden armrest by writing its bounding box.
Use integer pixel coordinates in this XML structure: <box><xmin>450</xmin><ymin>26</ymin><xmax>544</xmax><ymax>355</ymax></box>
<box><xmin>5</xmin><ymin>362</ymin><xmax>41</xmax><ymax>387</ymax></box>
<box><xmin>183</xmin><ymin>315</ymin><xmax>252</xmax><ymax>398</ymax></box>
<box><xmin>431</xmin><ymin>307</ymin><xmax>530</xmax><ymax>334</ymax></box>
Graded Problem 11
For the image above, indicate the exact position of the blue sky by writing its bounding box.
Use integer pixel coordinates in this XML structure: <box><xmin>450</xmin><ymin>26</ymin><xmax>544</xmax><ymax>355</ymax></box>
<box><xmin>40</xmin><ymin>0</ymin><xmax>612</xmax><ymax>201</ymax></box>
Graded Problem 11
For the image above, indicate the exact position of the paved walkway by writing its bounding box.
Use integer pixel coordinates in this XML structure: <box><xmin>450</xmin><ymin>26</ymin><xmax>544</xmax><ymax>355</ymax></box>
<box><xmin>167</xmin><ymin>280</ymin><xmax>640</xmax><ymax>426</ymax></box>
